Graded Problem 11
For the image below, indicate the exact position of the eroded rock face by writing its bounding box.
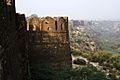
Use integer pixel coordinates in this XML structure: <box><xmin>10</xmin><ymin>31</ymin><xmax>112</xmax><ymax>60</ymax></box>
<box><xmin>70</xmin><ymin>27</ymin><xmax>96</xmax><ymax>52</ymax></box>
<box><xmin>84</xmin><ymin>41</ymin><xmax>96</xmax><ymax>52</ymax></box>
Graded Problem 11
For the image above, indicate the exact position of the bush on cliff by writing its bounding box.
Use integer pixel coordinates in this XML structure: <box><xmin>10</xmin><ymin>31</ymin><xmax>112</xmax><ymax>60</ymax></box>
<box><xmin>30</xmin><ymin>64</ymin><xmax>112</xmax><ymax>80</ymax></box>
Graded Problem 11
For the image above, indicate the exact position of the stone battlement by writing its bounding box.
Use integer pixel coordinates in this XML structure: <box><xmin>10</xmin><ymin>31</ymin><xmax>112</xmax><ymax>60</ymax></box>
<box><xmin>27</xmin><ymin>16</ymin><xmax>72</xmax><ymax>67</ymax></box>
<box><xmin>27</xmin><ymin>16</ymin><xmax>68</xmax><ymax>32</ymax></box>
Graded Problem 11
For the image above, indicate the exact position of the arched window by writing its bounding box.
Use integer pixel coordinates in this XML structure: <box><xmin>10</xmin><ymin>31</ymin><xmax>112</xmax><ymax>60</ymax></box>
<box><xmin>55</xmin><ymin>21</ymin><xmax>57</xmax><ymax>31</ymax></box>
<box><xmin>61</xmin><ymin>24</ymin><xmax>63</xmax><ymax>30</ymax></box>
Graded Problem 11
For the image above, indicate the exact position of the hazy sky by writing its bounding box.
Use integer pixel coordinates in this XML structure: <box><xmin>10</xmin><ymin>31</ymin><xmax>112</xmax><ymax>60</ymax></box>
<box><xmin>16</xmin><ymin>0</ymin><xmax>120</xmax><ymax>20</ymax></box>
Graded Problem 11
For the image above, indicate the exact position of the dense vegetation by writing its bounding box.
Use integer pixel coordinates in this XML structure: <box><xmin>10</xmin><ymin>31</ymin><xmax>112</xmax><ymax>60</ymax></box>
<box><xmin>70</xmin><ymin>28</ymin><xmax>120</xmax><ymax>80</ymax></box>
<box><xmin>30</xmin><ymin>64</ymin><xmax>114</xmax><ymax>80</ymax></box>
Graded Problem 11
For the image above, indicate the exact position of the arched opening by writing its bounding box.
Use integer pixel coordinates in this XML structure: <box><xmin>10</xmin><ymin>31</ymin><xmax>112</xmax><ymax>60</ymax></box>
<box><xmin>61</xmin><ymin>24</ymin><xmax>63</xmax><ymax>30</ymax></box>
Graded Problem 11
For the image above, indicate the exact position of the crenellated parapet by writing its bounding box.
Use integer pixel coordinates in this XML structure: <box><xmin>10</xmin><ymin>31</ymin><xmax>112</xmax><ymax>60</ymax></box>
<box><xmin>27</xmin><ymin>16</ymin><xmax>68</xmax><ymax>32</ymax></box>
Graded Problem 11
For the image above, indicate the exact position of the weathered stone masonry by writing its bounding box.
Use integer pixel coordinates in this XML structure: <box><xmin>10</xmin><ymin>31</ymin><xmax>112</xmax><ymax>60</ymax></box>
<box><xmin>0</xmin><ymin>0</ymin><xmax>28</xmax><ymax>80</ymax></box>
<box><xmin>27</xmin><ymin>16</ymin><xmax>72</xmax><ymax>67</ymax></box>
<box><xmin>0</xmin><ymin>0</ymin><xmax>72</xmax><ymax>79</ymax></box>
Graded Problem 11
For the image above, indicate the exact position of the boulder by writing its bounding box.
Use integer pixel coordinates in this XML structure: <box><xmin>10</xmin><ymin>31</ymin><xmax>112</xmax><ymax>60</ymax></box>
<box><xmin>73</xmin><ymin>58</ymin><xmax>86</xmax><ymax>65</ymax></box>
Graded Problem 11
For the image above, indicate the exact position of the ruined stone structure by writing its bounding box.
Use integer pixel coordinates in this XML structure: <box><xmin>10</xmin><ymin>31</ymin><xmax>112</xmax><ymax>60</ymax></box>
<box><xmin>0</xmin><ymin>0</ymin><xmax>71</xmax><ymax>79</ymax></box>
<box><xmin>27</xmin><ymin>16</ymin><xmax>72</xmax><ymax>67</ymax></box>
<box><xmin>0</xmin><ymin>0</ymin><xmax>28</xmax><ymax>80</ymax></box>
<box><xmin>16</xmin><ymin>13</ymin><xmax>29</xmax><ymax>80</ymax></box>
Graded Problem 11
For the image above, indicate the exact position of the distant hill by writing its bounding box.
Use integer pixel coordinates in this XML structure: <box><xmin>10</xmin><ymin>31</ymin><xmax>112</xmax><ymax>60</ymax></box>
<box><xmin>69</xmin><ymin>20</ymin><xmax>120</xmax><ymax>53</ymax></box>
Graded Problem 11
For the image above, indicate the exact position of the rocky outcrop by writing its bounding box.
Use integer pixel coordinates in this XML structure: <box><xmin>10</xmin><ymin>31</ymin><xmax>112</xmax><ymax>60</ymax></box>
<box><xmin>73</xmin><ymin>58</ymin><xmax>86</xmax><ymax>65</ymax></box>
<box><xmin>72</xmin><ymin>55</ymin><xmax>120</xmax><ymax>80</ymax></box>
<box><xmin>70</xmin><ymin>27</ymin><xmax>96</xmax><ymax>52</ymax></box>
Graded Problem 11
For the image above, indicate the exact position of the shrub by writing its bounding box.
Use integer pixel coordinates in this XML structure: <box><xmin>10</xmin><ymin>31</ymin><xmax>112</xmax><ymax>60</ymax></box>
<box><xmin>92</xmin><ymin>50</ymin><xmax>112</xmax><ymax>63</ymax></box>
<box><xmin>71</xmin><ymin>49</ymin><xmax>81</xmax><ymax>56</ymax></box>
<box><xmin>68</xmin><ymin>66</ymin><xmax>110</xmax><ymax>80</ymax></box>
<box><xmin>29</xmin><ymin>64</ymin><xmax>112</xmax><ymax>80</ymax></box>
<box><xmin>95</xmin><ymin>50</ymin><xmax>112</xmax><ymax>58</ymax></box>
<box><xmin>111</xmin><ymin>54</ymin><xmax>120</xmax><ymax>59</ymax></box>
<box><xmin>113</xmin><ymin>59</ymin><xmax>120</xmax><ymax>70</ymax></box>
<box><xmin>29</xmin><ymin>64</ymin><xmax>55</xmax><ymax>80</ymax></box>
<box><xmin>81</xmin><ymin>52</ymin><xmax>93</xmax><ymax>60</ymax></box>
<box><xmin>110</xmin><ymin>54</ymin><xmax>120</xmax><ymax>70</ymax></box>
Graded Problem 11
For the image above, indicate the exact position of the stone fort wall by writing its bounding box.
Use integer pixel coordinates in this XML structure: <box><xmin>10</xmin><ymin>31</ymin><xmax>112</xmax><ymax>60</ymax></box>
<box><xmin>0</xmin><ymin>0</ymin><xmax>72</xmax><ymax>79</ymax></box>
<box><xmin>0</xmin><ymin>0</ymin><xmax>28</xmax><ymax>80</ymax></box>
<box><xmin>27</xmin><ymin>16</ymin><xmax>72</xmax><ymax>67</ymax></box>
